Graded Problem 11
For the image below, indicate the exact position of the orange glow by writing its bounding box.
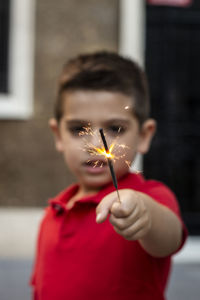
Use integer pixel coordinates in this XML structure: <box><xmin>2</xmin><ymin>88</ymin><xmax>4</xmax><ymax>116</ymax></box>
<box><xmin>92</xmin><ymin>144</ymin><xmax>115</xmax><ymax>160</ymax></box>
<box><xmin>79</xmin><ymin>125</ymin><xmax>131</xmax><ymax>167</ymax></box>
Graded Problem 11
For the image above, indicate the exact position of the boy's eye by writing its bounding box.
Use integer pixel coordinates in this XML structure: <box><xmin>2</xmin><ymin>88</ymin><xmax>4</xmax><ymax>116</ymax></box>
<box><xmin>107</xmin><ymin>125</ymin><xmax>126</xmax><ymax>135</ymax></box>
<box><xmin>68</xmin><ymin>126</ymin><xmax>86</xmax><ymax>136</ymax></box>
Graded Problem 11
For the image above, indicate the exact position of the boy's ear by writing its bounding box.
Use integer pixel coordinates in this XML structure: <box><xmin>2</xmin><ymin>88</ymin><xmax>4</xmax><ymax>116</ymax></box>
<box><xmin>137</xmin><ymin>119</ymin><xmax>156</xmax><ymax>154</ymax></box>
<box><xmin>49</xmin><ymin>118</ymin><xmax>64</xmax><ymax>152</ymax></box>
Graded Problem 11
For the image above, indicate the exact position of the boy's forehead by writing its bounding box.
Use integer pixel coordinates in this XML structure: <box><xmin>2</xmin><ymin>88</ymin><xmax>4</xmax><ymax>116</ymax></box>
<box><xmin>62</xmin><ymin>90</ymin><xmax>134</xmax><ymax>116</ymax></box>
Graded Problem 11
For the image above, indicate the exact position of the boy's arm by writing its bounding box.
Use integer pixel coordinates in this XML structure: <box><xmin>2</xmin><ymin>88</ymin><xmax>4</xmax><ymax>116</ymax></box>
<box><xmin>96</xmin><ymin>189</ymin><xmax>183</xmax><ymax>257</ymax></box>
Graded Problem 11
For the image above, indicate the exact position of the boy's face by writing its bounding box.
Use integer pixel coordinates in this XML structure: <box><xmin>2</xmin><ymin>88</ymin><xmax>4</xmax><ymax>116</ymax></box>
<box><xmin>50</xmin><ymin>90</ymin><xmax>155</xmax><ymax>194</ymax></box>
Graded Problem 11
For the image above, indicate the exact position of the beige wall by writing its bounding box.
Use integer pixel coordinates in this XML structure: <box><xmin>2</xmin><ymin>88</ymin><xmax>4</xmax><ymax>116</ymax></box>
<box><xmin>0</xmin><ymin>0</ymin><xmax>119</xmax><ymax>206</ymax></box>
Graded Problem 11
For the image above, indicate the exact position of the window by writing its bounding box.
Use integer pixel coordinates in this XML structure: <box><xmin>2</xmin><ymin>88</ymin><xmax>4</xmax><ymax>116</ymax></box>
<box><xmin>0</xmin><ymin>0</ymin><xmax>35</xmax><ymax>119</ymax></box>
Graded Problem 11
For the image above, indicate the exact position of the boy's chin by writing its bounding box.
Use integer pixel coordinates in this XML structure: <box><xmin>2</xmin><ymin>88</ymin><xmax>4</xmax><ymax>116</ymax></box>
<box><xmin>79</xmin><ymin>168</ymin><xmax>129</xmax><ymax>189</ymax></box>
<box><xmin>81</xmin><ymin>174</ymin><xmax>112</xmax><ymax>189</ymax></box>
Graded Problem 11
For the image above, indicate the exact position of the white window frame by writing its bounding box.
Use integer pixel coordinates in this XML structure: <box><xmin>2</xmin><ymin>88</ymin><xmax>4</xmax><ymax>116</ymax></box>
<box><xmin>119</xmin><ymin>0</ymin><xmax>146</xmax><ymax>67</ymax></box>
<box><xmin>119</xmin><ymin>0</ymin><xmax>146</xmax><ymax>173</ymax></box>
<box><xmin>0</xmin><ymin>0</ymin><xmax>35</xmax><ymax>119</ymax></box>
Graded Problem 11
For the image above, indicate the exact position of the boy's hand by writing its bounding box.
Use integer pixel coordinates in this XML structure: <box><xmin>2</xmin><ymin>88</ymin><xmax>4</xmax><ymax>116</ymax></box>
<box><xmin>96</xmin><ymin>189</ymin><xmax>152</xmax><ymax>241</ymax></box>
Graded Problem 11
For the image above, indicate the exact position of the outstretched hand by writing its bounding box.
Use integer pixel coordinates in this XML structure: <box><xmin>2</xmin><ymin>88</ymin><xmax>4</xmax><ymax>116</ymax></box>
<box><xmin>96</xmin><ymin>189</ymin><xmax>152</xmax><ymax>241</ymax></box>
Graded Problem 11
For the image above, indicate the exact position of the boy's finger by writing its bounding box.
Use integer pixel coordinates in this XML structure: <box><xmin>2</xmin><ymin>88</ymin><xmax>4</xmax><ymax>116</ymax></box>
<box><xmin>111</xmin><ymin>192</ymin><xmax>136</xmax><ymax>218</ymax></box>
<box><xmin>96</xmin><ymin>191</ymin><xmax>118</xmax><ymax>223</ymax></box>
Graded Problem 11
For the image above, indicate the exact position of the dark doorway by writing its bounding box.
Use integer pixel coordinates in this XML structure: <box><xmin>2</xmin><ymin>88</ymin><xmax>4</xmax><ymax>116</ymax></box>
<box><xmin>144</xmin><ymin>1</ymin><xmax>200</xmax><ymax>234</ymax></box>
<box><xmin>0</xmin><ymin>0</ymin><xmax>10</xmax><ymax>93</ymax></box>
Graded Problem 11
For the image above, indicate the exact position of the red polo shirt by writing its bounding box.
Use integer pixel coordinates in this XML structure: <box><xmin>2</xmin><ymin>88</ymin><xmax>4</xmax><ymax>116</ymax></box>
<box><xmin>30</xmin><ymin>172</ymin><xmax>187</xmax><ymax>300</ymax></box>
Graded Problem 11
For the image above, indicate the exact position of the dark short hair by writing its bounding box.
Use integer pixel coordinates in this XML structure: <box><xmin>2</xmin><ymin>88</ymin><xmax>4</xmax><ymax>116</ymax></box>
<box><xmin>55</xmin><ymin>51</ymin><xmax>150</xmax><ymax>125</ymax></box>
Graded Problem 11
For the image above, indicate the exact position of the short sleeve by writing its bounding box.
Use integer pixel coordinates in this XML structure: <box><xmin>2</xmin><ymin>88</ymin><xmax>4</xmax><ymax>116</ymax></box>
<box><xmin>142</xmin><ymin>180</ymin><xmax>188</xmax><ymax>253</ymax></box>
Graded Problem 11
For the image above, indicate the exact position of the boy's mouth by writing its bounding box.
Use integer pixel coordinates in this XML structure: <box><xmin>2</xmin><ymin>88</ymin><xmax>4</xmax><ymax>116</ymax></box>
<box><xmin>83</xmin><ymin>159</ymin><xmax>107</xmax><ymax>168</ymax></box>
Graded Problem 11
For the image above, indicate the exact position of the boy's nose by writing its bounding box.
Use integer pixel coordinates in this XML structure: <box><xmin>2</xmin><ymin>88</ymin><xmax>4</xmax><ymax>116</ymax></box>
<box><xmin>89</xmin><ymin>134</ymin><xmax>102</xmax><ymax>148</ymax></box>
<box><xmin>86</xmin><ymin>131</ymin><xmax>103</xmax><ymax>151</ymax></box>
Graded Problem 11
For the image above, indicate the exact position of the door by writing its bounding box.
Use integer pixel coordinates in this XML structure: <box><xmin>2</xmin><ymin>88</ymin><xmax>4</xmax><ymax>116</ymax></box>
<box><xmin>144</xmin><ymin>1</ymin><xmax>200</xmax><ymax>234</ymax></box>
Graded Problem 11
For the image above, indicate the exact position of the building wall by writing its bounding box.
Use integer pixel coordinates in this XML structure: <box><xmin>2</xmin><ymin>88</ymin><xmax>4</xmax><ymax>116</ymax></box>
<box><xmin>0</xmin><ymin>0</ymin><xmax>119</xmax><ymax>206</ymax></box>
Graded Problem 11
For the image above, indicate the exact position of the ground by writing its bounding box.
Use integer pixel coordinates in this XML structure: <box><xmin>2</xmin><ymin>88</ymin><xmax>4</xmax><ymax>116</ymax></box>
<box><xmin>0</xmin><ymin>260</ymin><xmax>199</xmax><ymax>300</ymax></box>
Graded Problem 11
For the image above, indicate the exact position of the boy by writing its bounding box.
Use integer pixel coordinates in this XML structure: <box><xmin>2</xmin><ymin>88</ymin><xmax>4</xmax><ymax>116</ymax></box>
<box><xmin>31</xmin><ymin>51</ymin><xmax>187</xmax><ymax>300</ymax></box>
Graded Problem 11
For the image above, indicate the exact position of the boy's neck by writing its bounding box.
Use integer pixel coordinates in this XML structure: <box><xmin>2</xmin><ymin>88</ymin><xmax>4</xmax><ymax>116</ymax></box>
<box><xmin>66</xmin><ymin>185</ymin><xmax>101</xmax><ymax>209</ymax></box>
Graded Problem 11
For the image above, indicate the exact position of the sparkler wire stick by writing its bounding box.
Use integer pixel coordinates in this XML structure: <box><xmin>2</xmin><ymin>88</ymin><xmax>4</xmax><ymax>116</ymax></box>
<box><xmin>99</xmin><ymin>128</ymin><xmax>121</xmax><ymax>203</ymax></box>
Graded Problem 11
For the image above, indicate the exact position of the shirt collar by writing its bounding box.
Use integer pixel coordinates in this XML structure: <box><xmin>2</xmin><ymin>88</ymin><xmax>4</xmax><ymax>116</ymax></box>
<box><xmin>49</xmin><ymin>172</ymin><xmax>144</xmax><ymax>214</ymax></box>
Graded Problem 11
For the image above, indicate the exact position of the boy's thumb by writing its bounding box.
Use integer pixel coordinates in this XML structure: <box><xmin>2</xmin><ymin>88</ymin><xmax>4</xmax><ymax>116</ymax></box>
<box><xmin>96</xmin><ymin>191</ymin><xmax>119</xmax><ymax>223</ymax></box>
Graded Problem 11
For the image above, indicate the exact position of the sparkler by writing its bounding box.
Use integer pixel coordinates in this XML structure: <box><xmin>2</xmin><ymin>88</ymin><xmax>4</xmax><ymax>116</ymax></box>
<box><xmin>99</xmin><ymin>128</ymin><xmax>121</xmax><ymax>203</ymax></box>
<box><xmin>78</xmin><ymin>124</ymin><xmax>132</xmax><ymax>202</ymax></box>
<box><xmin>79</xmin><ymin>125</ymin><xmax>130</xmax><ymax>167</ymax></box>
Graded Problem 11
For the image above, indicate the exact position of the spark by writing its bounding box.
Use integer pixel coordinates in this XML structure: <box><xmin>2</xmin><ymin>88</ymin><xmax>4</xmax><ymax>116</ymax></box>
<box><xmin>78</xmin><ymin>125</ymin><xmax>141</xmax><ymax>194</ymax></box>
<box><xmin>87</xmin><ymin>143</ymin><xmax>115</xmax><ymax>160</ymax></box>
<box><xmin>125</xmin><ymin>160</ymin><xmax>131</xmax><ymax>168</ymax></box>
<box><xmin>79</xmin><ymin>126</ymin><xmax>141</xmax><ymax>175</ymax></box>
<box><xmin>79</xmin><ymin>125</ymin><xmax>130</xmax><ymax>166</ymax></box>
<box><xmin>99</xmin><ymin>128</ymin><xmax>121</xmax><ymax>203</ymax></box>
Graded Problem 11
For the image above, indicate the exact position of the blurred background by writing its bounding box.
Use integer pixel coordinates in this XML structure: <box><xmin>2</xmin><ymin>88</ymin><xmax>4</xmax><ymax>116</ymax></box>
<box><xmin>0</xmin><ymin>0</ymin><xmax>199</xmax><ymax>299</ymax></box>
